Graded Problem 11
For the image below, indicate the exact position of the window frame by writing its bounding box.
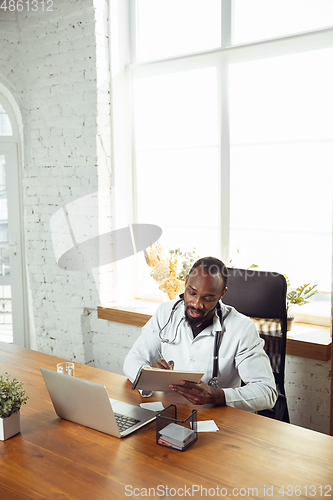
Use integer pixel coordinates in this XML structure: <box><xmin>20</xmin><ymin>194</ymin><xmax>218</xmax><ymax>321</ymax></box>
<box><xmin>110</xmin><ymin>0</ymin><xmax>333</xmax><ymax>324</ymax></box>
<box><xmin>0</xmin><ymin>91</ymin><xmax>27</xmax><ymax>346</ymax></box>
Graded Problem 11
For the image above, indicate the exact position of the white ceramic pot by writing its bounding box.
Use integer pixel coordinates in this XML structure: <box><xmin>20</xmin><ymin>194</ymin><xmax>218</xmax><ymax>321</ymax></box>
<box><xmin>0</xmin><ymin>412</ymin><xmax>21</xmax><ymax>441</ymax></box>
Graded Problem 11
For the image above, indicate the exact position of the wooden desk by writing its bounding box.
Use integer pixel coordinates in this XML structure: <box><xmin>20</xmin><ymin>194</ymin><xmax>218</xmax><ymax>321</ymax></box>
<box><xmin>1</xmin><ymin>342</ymin><xmax>332</xmax><ymax>500</ymax></box>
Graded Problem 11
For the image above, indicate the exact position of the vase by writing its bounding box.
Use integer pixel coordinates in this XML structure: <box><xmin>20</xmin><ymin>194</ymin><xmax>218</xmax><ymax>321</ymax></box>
<box><xmin>0</xmin><ymin>412</ymin><xmax>21</xmax><ymax>441</ymax></box>
<box><xmin>287</xmin><ymin>315</ymin><xmax>294</xmax><ymax>332</ymax></box>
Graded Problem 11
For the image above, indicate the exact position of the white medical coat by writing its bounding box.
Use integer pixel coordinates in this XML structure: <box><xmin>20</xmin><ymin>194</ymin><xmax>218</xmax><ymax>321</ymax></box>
<box><xmin>123</xmin><ymin>298</ymin><xmax>278</xmax><ymax>412</ymax></box>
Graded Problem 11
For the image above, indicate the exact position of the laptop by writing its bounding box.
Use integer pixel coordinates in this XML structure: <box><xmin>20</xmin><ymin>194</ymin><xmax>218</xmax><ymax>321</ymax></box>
<box><xmin>40</xmin><ymin>367</ymin><xmax>157</xmax><ymax>437</ymax></box>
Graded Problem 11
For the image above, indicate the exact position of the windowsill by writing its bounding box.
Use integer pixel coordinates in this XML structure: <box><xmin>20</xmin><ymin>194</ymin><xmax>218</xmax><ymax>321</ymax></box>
<box><xmin>290</xmin><ymin>310</ymin><xmax>331</xmax><ymax>328</ymax></box>
<box><xmin>97</xmin><ymin>299</ymin><xmax>162</xmax><ymax>327</ymax></box>
<box><xmin>286</xmin><ymin>322</ymin><xmax>331</xmax><ymax>362</ymax></box>
<box><xmin>97</xmin><ymin>300</ymin><xmax>332</xmax><ymax>362</ymax></box>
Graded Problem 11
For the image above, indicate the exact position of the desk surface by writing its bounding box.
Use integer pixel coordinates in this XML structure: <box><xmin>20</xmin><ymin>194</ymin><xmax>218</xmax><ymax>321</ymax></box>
<box><xmin>1</xmin><ymin>342</ymin><xmax>332</xmax><ymax>500</ymax></box>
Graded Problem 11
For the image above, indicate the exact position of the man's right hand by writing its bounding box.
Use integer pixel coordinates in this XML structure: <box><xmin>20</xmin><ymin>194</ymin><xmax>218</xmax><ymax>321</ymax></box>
<box><xmin>152</xmin><ymin>358</ymin><xmax>174</xmax><ymax>370</ymax></box>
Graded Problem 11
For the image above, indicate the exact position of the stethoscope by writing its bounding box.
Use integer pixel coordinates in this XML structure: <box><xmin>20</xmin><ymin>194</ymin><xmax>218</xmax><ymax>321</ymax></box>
<box><xmin>158</xmin><ymin>295</ymin><xmax>185</xmax><ymax>344</ymax></box>
<box><xmin>158</xmin><ymin>294</ymin><xmax>231</xmax><ymax>387</ymax></box>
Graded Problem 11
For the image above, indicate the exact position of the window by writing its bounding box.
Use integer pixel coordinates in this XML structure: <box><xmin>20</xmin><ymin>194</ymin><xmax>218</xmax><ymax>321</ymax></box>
<box><xmin>0</xmin><ymin>104</ymin><xmax>12</xmax><ymax>136</ymax></box>
<box><xmin>0</xmin><ymin>105</ymin><xmax>12</xmax><ymax>343</ymax></box>
<box><xmin>233</xmin><ymin>0</ymin><xmax>333</xmax><ymax>44</ymax></box>
<box><xmin>229</xmin><ymin>49</ymin><xmax>333</xmax><ymax>290</ymax></box>
<box><xmin>133</xmin><ymin>67</ymin><xmax>220</xmax><ymax>253</ymax></box>
<box><xmin>0</xmin><ymin>153</ymin><xmax>11</xmax><ymax>342</ymax></box>
<box><xmin>0</xmin><ymin>94</ymin><xmax>26</xmax><ymax>346</ymax></box>
<box><xmin>110</xmin><ymin>0</ymin><xmax>333</xmax><ymax>319</ymax></box>
<box><xmin>135</xmin><ymin>0</ymin><xmax>221</xmax><ymax>61</ymax></box>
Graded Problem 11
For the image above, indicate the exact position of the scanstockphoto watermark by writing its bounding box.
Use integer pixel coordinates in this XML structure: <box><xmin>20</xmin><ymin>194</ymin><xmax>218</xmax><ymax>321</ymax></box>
<box><xmin>124</xmin><ymin>484</ymin><xmax>332</xmax><ymax>498</ymax></box>
<box><xmin>125</xmin><ymin>484</ymin><xmax>268</xmax><ymax>497</ymax></box>
<box><xmin>0</xmin><ymin>0</ymin><xmax>54</xmax><ymax>12</ymax></box>
<box><xmin>189</xmin><ymin>263</ymin><xmax>282</xmax><ymax>281</ymax></box>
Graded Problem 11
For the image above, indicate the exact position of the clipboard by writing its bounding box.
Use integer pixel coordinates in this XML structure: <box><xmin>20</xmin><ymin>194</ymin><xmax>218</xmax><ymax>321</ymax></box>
<box><xmin>132</xmin><ymin>366</ymin><xmax>205</xmax><ymax>392</ymax></box>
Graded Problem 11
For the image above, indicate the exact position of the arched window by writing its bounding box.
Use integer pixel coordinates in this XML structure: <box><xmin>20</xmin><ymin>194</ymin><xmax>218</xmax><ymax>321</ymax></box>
<box><xmin>0</xmin><ymin>91</ymin><xmax>26</xmax><ymax>346</ymax></box>
<box><xmin>0</xmin><ymin>103</ymin><xmax>13</xmax><ymax>136</ymax></box>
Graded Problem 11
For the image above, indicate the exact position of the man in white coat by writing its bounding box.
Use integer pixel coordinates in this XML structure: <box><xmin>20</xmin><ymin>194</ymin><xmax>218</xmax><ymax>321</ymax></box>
<box><xmin>123</xmin><ymin>256</ymin><xmax>277</xmax><ymax>412</ymax></box>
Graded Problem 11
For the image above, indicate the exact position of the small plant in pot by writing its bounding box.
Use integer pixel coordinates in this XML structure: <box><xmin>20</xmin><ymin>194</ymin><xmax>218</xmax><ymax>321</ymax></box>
<box><xmin>0</xmin><ymin>372</ymin><xmax>28</xmax><ymax>440</ymax></box>
<box><xmin>284</xmin><ymin>276</ymin><xmax>318</xmax><ymax>331</ymax></box>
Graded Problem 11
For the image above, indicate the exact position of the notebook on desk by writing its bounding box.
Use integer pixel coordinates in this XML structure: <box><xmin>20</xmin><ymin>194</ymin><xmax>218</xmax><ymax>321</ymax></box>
<box><xmin>40</xmin><ymin>367</ymin><xmax>157</xmax><ymax>437</ymax></box>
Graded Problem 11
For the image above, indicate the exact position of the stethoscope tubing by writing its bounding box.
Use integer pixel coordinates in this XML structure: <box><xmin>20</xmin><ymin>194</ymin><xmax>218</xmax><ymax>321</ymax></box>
<box><xmin>158</xmin><ymin>296</ymin><xmax>231</xmax><ymax>380</ymax></box>
<box><xmin>158</xmin><ymin>297</ymin><xmax>184</xmax><ymax>344</ymax></box>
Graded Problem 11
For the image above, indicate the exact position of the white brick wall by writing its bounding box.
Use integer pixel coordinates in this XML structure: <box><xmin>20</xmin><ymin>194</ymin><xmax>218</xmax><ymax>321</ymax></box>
<box><xmin>285</xmin><ymin>355</ymin><xmax>331</xmax><ymax>434</ymax></box>
<box><xmin>89</xmin><ymin>309</ymin><xmax>141</xmax><ymax>373</ymax></box>
<box><xmin>0</xmin><ymin>1</ymin><xmax>331</xmax><ymax>434</ymax></box>
<box><xmin>0</xmin><ymin>0</ymin><xmax>104</xmax><ymax>363</ymax></box>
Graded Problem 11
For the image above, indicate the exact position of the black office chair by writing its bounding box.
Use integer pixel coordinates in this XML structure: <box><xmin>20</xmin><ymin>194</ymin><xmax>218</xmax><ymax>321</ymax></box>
<box><xmin>223</xmin><ymin>267</ymin><xmax>290</xmax><ymax>423</ymax></box>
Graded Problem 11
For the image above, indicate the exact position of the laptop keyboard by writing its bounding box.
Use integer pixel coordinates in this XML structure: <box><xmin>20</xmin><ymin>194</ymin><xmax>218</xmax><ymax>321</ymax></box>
<box><xmin>114</xmin><ymin>413</ymin><xmax>140</xmax><ymax>432</ymax></box>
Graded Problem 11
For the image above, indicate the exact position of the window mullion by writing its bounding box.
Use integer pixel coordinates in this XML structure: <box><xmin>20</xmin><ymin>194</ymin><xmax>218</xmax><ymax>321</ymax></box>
<box><xmin>219</xmin><ymin>0</ymin><xmax>231</xmax><ymax>263</ymax></box>
<box><xmin>218</xmin><ymin>61</ymin><xmax>230</xmax><ymax>265</ymax></box>
<box><xmin>221</xmin><ymin>0</ymin><xmax>232</xmax><ymax>48</ymax></box>
<box><xmin>129</xmin><ymin>0</ymin><xmax>138</xmax><ymax>64</ymax></box>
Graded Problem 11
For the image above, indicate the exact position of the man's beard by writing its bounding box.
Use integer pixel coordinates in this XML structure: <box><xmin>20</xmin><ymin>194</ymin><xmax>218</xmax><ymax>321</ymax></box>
<box><xmin>184</xmin><ymin>307</ymin><xmax>207</xmax><ymax>328</ymax></box>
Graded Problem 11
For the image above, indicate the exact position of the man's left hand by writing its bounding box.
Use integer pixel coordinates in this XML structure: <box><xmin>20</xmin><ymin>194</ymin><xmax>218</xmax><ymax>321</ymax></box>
<box><xmin>169</xmin><ymin>380</ymin><xmax>226</xmax><ymax>406</ymax></box>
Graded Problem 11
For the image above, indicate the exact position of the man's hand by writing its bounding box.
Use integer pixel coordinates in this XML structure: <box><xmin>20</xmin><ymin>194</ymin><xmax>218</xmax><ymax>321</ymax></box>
<box><xmin>170</xmin><ymin>380</ymin><xmax>226</xmax><ymax>406</ymax></box>
<box><xmin>152</xmin><ymin>358</ymin><xmax>174</xmax><ymax>370</ymax></box>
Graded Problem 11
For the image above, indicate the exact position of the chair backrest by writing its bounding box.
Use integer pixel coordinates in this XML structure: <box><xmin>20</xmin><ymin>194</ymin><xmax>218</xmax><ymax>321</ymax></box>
<box><xmin>222</xmin><ymin>268</ymin><xmax>287</xmax><ymax>395</ymax></box>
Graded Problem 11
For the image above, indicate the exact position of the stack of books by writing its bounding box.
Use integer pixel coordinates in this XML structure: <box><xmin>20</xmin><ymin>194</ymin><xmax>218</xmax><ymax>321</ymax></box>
<box><xmin>158</xmin><ymin>422</ymin><xmax>196</xmax><ymax>450</ymax></box>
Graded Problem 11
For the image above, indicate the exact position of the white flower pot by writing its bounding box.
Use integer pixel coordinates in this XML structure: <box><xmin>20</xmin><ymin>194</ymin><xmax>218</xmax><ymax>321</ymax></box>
<box><xmin>0</xmin><ymin>412</ymin><xmax>21</xmax><ymax>441</ymax></box>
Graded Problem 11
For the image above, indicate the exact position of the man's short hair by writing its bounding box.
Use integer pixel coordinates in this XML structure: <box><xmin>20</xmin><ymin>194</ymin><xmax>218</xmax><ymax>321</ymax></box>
<box><xmin>189</xmin><ymin>256</ymin><xmax>229</xmax><ymax>291</ymax></box>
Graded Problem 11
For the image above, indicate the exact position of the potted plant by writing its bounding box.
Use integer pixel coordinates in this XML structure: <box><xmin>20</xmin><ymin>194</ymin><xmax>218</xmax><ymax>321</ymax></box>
<box><xmin>0</xmin><ymin>372</ymin><xmax>28</xmax><ymax>440</ymax></box>
<box><xmin>284</xmin><ymin>276</ymin><xmax>318</xmax><ymax>331</ymax></box>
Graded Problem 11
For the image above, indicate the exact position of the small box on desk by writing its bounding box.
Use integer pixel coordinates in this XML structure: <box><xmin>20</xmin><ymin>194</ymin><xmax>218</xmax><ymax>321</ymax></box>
<box><xmin>156</xmin><ymin>404</ymin><xmax>197</xmax><ymax>451</ymax></box>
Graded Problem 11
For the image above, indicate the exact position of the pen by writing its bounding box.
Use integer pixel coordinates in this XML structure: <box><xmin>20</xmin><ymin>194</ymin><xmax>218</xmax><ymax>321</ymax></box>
<box><xmin>158</xmin><ymin>349</ymin><xmax>171</xmax><ymax>369</ymax></box>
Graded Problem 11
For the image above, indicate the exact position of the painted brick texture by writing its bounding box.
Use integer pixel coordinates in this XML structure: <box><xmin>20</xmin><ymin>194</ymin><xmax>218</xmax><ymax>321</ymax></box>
<box><xmin>0</xmin><ymin>0</ymin><xmax>109</xmax><ymax>363</ymax></box>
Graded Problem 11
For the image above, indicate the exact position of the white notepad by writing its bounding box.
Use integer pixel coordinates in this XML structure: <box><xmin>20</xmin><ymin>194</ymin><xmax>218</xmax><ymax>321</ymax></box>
<box><xmin>132</xmin><ymin>366</ymin><xmax>205</xmax><ymax>392</ymax></box>
<box><xmin>160</xmin><ymin>423</ymin><xmax>194</xmax><ymax>442</ymax></box>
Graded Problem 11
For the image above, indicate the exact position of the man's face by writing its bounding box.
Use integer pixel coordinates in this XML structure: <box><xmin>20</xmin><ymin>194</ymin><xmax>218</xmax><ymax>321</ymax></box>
<box><xmin>184</xmin><ymin>265</ymin><xmax>227</xmax><ymax>328</ymax></box>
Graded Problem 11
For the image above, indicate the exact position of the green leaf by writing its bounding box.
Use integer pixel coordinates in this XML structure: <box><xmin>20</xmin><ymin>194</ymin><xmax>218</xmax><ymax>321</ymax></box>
<box><xmin>0</xmin><ymin>372</ymin><xmax>29</xmax><ymax>418</ymax></box>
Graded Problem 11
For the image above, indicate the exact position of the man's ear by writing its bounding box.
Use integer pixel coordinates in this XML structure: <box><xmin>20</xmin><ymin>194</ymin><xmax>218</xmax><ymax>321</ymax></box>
<box><xmin>220</xmin><ymin>287</ymin><xmax>227</xmax><ymax>299</ymax></box>
<box><xmin>185</xmin><ymin>275</ymin><xmax>189</xmax><ymax>285</ymax></box>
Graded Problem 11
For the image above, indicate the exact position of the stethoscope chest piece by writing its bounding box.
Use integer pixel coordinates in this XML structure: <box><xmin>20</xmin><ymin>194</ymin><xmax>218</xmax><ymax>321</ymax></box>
<box><xmin>207</xmin><ymin>377</ymin><xmax>219</xmax><ymax>388</ymax></box>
